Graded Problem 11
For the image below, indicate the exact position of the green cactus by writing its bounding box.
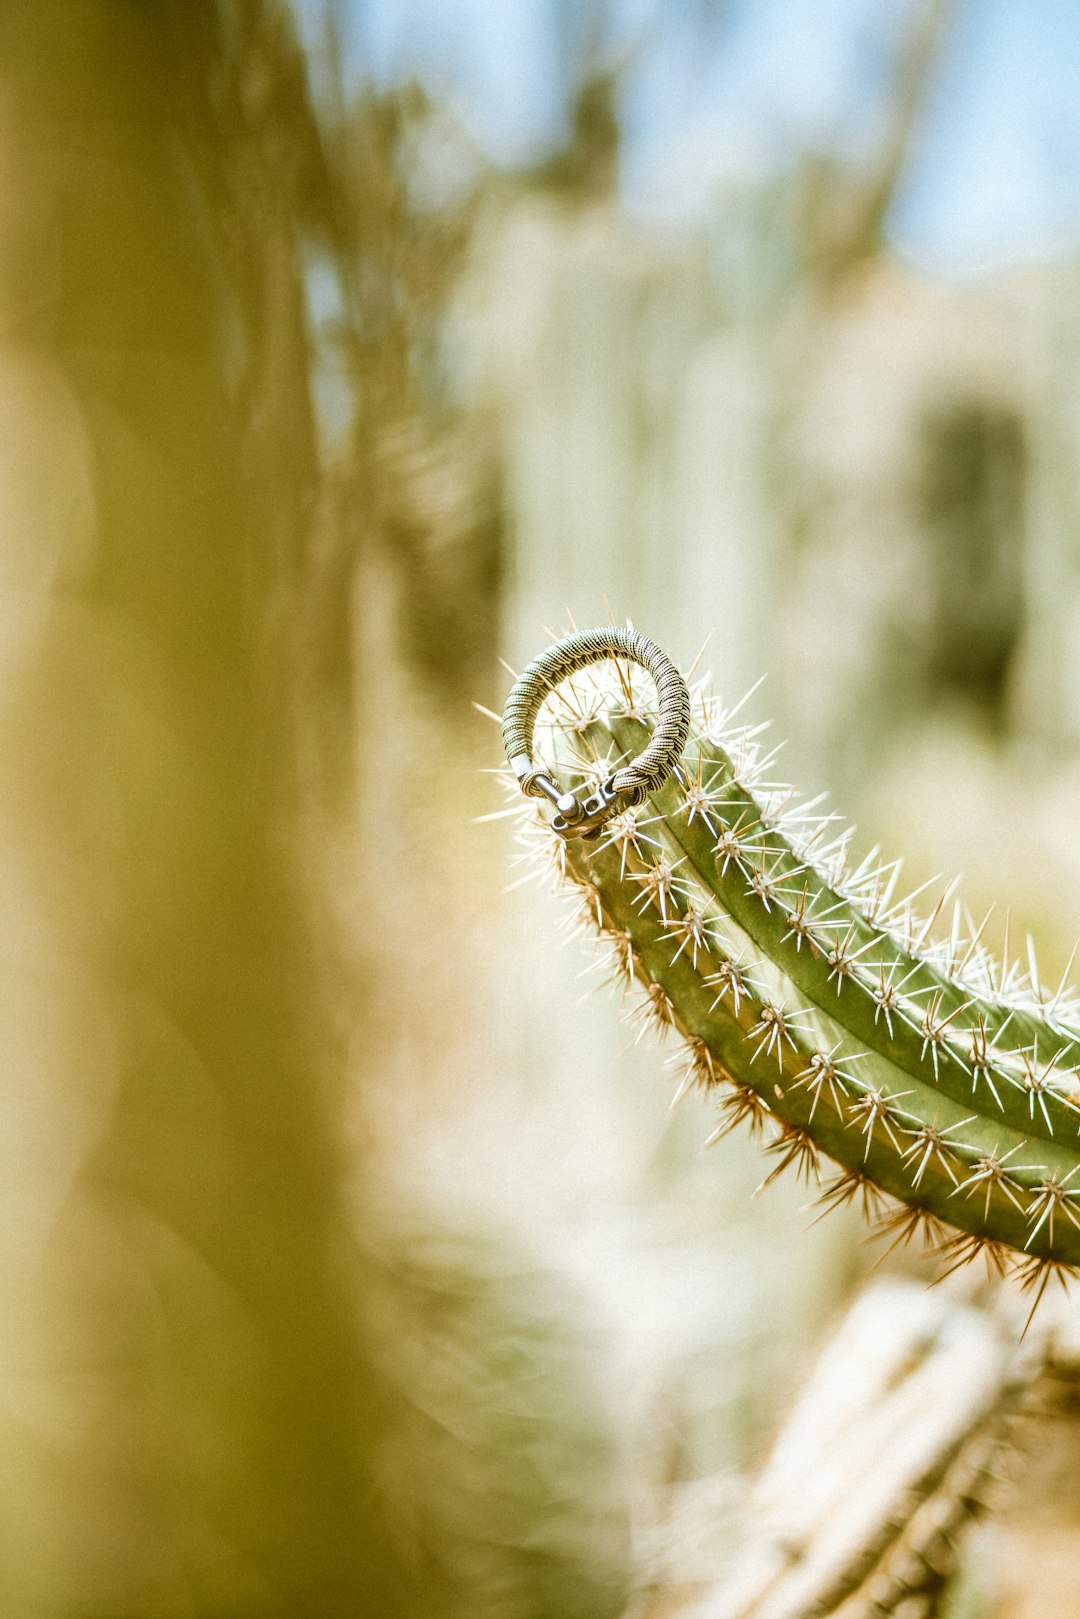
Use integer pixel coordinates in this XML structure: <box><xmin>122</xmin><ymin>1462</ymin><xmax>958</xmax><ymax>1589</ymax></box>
<box><xmin>503</xmin><ymin>639</ymin><xmax>1080</xmax><ymax>1299</ymax></box>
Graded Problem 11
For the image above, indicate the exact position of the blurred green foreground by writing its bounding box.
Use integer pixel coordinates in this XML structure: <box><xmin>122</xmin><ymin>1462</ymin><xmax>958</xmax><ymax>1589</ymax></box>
<box><xmin>0</xmin><ymin>5</ymin><xmax>402</xmax><ymax>1612</ymax></box>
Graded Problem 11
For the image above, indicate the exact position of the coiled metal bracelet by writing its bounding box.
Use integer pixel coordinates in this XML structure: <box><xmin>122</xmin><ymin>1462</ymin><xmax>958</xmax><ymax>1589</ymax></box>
<box><xmin>501</xmin><ymin>626</ymin><xmax>691</xmax><ymax>839</ymax></box>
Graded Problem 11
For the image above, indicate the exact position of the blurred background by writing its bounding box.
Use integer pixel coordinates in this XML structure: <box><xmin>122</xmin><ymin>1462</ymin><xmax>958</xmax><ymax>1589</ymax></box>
<box><xmin>5</xmin><ymin>1</ymin><xmax>1080</xmax><ymax>1615</ymax></box>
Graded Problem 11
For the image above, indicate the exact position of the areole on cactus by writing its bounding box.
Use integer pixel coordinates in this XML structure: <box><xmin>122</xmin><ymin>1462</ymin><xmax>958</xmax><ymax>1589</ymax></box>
<box><xmin>500</xmin><ymin>627</ymin><xmax>1080</xmax><ymax>1301</ymax></box>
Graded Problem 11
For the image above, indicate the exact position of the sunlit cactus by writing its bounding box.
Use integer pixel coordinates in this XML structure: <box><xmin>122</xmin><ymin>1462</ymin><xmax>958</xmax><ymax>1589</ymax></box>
<box><xmin>502</xmin><ymin>636</ymin><xmax>1080</xmax><ymax>1305</ymax></box>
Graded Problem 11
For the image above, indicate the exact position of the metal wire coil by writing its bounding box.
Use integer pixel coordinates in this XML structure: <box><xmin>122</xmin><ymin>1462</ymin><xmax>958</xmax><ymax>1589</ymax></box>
<box><xmin>501</xmin><ymin>626</ymin><xmax>690</xmax><ymax>807</ymax></box>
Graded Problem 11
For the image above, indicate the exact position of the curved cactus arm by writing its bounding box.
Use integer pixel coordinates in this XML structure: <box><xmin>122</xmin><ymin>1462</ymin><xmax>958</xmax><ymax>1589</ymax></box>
<box><xmin>507</xmin><ymin>656</ymin><xmax>1080</xmax><ymax>1280</ymax></box>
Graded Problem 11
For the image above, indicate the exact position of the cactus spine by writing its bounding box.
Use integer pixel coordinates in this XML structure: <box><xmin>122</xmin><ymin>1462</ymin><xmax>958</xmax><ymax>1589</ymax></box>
<box><xmin>506</xmin><ymin>651</ymin><xmax>1080</xmax><ymax>1289</ymax></box>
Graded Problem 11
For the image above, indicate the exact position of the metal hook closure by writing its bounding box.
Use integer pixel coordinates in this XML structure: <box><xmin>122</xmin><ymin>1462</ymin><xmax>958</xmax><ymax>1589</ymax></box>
<box><xmin>517</xmin><ymin>767</ymin><xmax>625</xmax><ymax>841</ymax></box>
<box><xmin>501</xmin><ymin>627</ymin><xmax>691</xmax><ymax>841</ymax></box>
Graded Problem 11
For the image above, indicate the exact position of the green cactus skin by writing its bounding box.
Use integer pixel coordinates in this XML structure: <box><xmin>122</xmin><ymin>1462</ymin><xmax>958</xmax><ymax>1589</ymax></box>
<box><xmin>506</xmin><ymin>658</ymin><xmax>1080</xmax><ymax>1288</ymax></box>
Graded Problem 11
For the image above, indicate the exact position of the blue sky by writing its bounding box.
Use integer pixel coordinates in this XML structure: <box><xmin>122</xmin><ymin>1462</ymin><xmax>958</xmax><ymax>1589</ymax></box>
<box><xmin>296</xmin><ymin>0</ymin><xmax>1080</xmax><ymax>277</ymax></box>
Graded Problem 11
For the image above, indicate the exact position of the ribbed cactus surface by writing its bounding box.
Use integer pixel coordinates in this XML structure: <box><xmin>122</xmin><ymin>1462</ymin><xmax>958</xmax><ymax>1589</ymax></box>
<box><xmin>504</xmin><ymin>649</ymin><xmax>1080</xmax><ymax>1294</ymax></box>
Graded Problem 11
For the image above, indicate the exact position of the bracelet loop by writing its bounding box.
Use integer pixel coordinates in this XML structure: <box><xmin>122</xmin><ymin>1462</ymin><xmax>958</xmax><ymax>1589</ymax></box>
<box><xmin>502</xmin><ymin>627</ymin><xmax>690</xmax><ymax>839</ymax></box>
